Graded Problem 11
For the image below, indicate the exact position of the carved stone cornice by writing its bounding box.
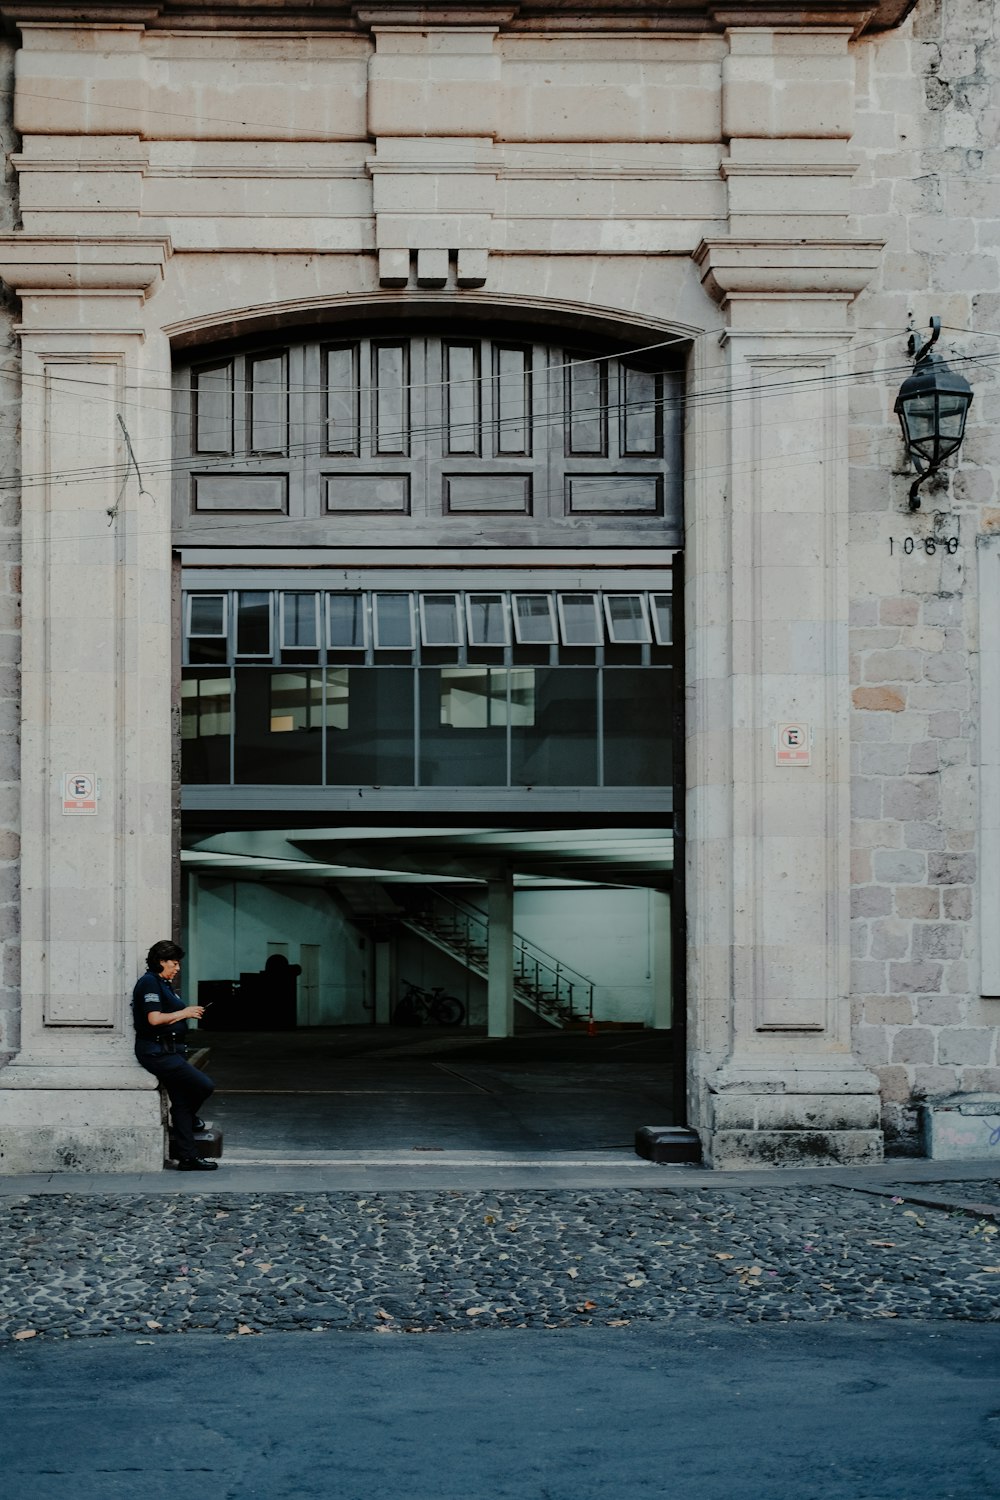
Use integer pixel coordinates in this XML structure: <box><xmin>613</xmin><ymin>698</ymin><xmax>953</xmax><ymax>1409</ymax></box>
<box><xmin>0</xmin><ymin>0</ymin><xmax>916</xmax><ymax>38</ymax></box>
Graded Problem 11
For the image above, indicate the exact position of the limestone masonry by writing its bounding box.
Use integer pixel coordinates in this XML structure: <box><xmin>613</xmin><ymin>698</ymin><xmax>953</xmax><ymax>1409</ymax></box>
<box><xmin>0</xmin><ymin>0</ymin><xmax>995</xmax><ymax>1170</ymax></box>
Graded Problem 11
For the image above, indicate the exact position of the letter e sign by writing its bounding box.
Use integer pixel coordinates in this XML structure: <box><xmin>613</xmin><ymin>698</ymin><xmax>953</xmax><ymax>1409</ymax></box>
<box><xmin>775</xmin><ymin>723</ymin><xmax>811</xmax><ymax>767</ymax></box>
<box><xmin>62</xmin><ymin>772</ymin><xmax>98</xmax><ymax>814</ymax></box>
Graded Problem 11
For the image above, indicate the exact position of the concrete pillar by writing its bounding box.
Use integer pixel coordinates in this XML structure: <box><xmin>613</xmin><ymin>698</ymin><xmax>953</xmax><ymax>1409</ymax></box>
<box><xmin>487</xmin><ymin>870</ymin><xmax>514</xmax><ymax>1038</ymax></box>
<box><xmin>185</xmin><ymin>873</ymin><xmax>201</xmax><ymax>1030</ymax></box>
<box><xmin>374</xmin><ymin>937</ymin><xmax>394</xmax><ymax>1027</ymax></box>
<box><xmin>0</xmin><ymin>236</ymin><xmax>174</xmax><ymax>1173</ymax></box>
<box><xmin>651</xmin><ymin>891</ymin><xmax>672</xmax><ymax>1031</ymax></box>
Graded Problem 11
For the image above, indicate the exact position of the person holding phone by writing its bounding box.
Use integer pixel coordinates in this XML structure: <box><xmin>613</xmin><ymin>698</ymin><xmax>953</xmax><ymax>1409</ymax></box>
<box><xmin>132</xmin><ymin>939</ymin><xmax>219</xmax><ymax>1172</ymax></box>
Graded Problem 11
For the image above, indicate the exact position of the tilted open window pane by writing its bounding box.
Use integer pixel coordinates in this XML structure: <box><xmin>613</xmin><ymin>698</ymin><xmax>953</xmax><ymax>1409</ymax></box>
<box><xmin>650</xmin><ymin>593</ymin><xmax>673</xmax><ymax>645</ymax></box>
<box><xmin>327</xmin><ymin>594</ymin><xmax>367</xmax><ymax>651</ymax></box>
<box><xmin>420</xmin><ymin>593</ymin><xmax>464</xmax><ymax>647</ymax></box>
<box><xmin>235</xmin><ymin>592</ymin><xmax>272</xmax><ymax>658</ymax></box>
<box><xmin>557</xmin><ymin>593</ymin><xmax>602</xmax><ymax>646</ymax></box>
<box><xmin>467</xmin><ymin>593</ymin><xmax>510</xmax><ymax>646</ymax></box>
<box><xmin>188</xmin><ymin>594</ymin><xmax>227</xmax><ymax>638</ymax></box>
<box><xmin>280</xmin><ymin>593</ymin><xmax>319</xmax><ymax>650</ymax></box>
<box><xmin>604</xmin><ymin>594</ymin><xmax>650</xmax><ymax>644</ymax></box>
<box><xmin>373</xmin><ymin>593</ymin><xmax>415</xmax><ymax>649</ymax></box>
<box><xmin>512</xmin><ymin>593</ymin><xmax>557</xmax><ymax>645</ymax></box>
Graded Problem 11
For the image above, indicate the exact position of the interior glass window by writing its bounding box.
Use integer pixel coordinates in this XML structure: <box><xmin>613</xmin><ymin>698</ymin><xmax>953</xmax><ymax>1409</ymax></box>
<box><xmin>326</xmin><ymin>667</ymin><xmax>414</xmax><ymax>785</ymax></box>
<box><xmin>604</xmin><ymin>594</ymin><xmax>650</xmax><ymax>644</ymax></box>
<box><xmin>650</xmin><ymin>593</ymin><xmax>673</xmax><ymax>645</ymax></box>
<box><xmin>373</xmin><ymin>593</ymin><xmax>415</xmax><ymax>649</ymax></box>
<box><xmin>557</xmin><ymin>593</ymin><xmax>602</xmax><ymax>646</ymax></box>
<box><xmin>466</xmin><ymin>593</ymin><xmax>509</xmax><ymax>646</ymax></box>
<box><xmin>280</xmin><ymin>593</ymin><xmax>319</xmax><ymax>650</ymax></box>
<box><xmin>511</xmin><ymin>668</ymin><xmax>598</xmax><ymax>785</ymax></box>
<box><xmin>420</xmin><ymin>593</ymin><xmax>464</xmax><ymax>647</ymax></box>
<box><xmin>328</xmin><ymin>594</ymin><xmax>367</xmax><ymax>651</ymax></box>
<box><xmin>180</xmin><ymin>672</ymin><xmax>232</xmax><ymax>785</ymax></box>
<box><xmin>235</xmin><ymin>592</ymin><xmax>272</xmax><ymax>658</ymax></box>
<box><xmin>420</xmin><ymin>668</ymin><xmax>507</xmax><ymax>785</ymax></box>
<box><xmin>512</xmin><ymin>593</ymin><xmax>557</xmax><ymax>645</ymax></box>
<box><xmin>188</xmin><ymin>594</ymin><xmax>227</xmax><ymax>638</ymax></box>
<box><xmin>234</xmin><ymin>668</ymin><xmax>322</xmax><ymax>784</ymax></box>
<box><xmin>603</xmin><ymin>667</ymin><xmax>671</xmax><ymax>786</ymax></box>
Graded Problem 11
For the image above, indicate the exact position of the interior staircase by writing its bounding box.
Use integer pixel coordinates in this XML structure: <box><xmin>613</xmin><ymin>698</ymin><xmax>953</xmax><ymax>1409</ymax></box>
<box><xmin>398</xmin><ymin>887</ymin><xmax>596</xmax><ymax>1029</ymax></box>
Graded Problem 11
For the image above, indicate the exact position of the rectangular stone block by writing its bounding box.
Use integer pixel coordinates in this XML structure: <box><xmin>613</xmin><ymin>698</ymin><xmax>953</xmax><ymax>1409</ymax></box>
<box><xmin>709</xmin><ymin>1129</ymin><xmax>883</xmax><ymax>1170</ymax></box>
<box><xmin>921</xmin><ymin>1095</ymin><xmax>1000</xmax><ymax>1161</ymax></box>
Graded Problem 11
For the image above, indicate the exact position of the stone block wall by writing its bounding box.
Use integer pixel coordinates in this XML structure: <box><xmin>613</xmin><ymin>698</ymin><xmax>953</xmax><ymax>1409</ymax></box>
<box><xmin>849</xmin><ymin>0</ymin><xmax>1000</xmax><ymax>1148</ymax></box>
<box><xmin>0</xmin><ymin>37</ymin><xmax>18</xmax><ymax>1064</ymax></box>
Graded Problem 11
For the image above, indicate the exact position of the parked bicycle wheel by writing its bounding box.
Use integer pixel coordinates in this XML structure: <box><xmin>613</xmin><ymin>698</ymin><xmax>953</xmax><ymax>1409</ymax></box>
<box><xmin>429</xmin><ymin>992</ymin><xmax>465</xmax><ymax>1026</ymax></box>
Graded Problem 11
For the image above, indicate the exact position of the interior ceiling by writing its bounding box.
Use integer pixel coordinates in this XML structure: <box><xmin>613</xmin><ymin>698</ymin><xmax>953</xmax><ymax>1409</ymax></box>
<box><xmin>182</xmin><ymin>824</ymin><xmax>674</xmax><ymax>889</ymax></box>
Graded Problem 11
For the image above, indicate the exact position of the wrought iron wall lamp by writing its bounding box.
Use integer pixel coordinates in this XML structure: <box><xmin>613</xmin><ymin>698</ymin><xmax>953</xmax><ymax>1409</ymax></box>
<box><xmin>894</xmin><ymin>316</ymin><xmax>974</xmax><ymax>511</ymax></box>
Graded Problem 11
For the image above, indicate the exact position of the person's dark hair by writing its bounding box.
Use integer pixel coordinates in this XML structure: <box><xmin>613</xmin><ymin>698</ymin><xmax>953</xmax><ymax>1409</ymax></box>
<box><xmin>146</xmin><ymin>939</ymin><xmax>185</xmax><ymax>973</ymax></box>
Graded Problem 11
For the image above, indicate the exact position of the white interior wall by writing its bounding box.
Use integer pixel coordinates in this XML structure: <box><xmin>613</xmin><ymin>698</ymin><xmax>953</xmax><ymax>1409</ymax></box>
<box><xmin>396</xmin><ymin>929</ymin><xmax>486</xmax><ymax>1025</ymax></box>
<box><xmin>510</xmin><ymin>886</ymin><xmax>666</xmax><ymax>1025</ymax></box>
<box><xmin>185</xmin><ymin>878</ymin><xmax>370</xmax><ymax>1025</ymax></box>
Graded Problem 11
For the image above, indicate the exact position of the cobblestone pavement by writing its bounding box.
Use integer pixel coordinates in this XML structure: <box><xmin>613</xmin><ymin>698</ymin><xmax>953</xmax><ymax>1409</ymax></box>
<box><xmin>2</xmin><ymin>1183</ymin><xmax>1000</xmax><ymax>1343</ymax></box>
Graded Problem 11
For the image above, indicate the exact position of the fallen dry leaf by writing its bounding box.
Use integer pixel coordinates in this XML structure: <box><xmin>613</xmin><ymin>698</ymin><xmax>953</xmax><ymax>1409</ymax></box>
<box><xmin>606</xmin><ymin>1319</ymin><xmax>631</xmax><ymax>1327</ymax></box>
<box><xmin>146</xmin><ymin>1320</ymin><xmax>162</xmax><ymax>1330</ymax></box>
<box><xmin>465</xmin><ymin>1306</ymin><xmax>489</xmax><ymax>1316</ymax></box>
<box><xmin>567</xmin><ymin>1268</ymin><xmax>579</xmax><ymax>1279</ymax></box>
<box><xmin>255</xmin><ymin>1262</ymin><xmax>273</xmax><ymax>1273</ymax></box>
<box><xmin>903</xmin><ymin>1211</ymin><xmax>926</xmax><ymax>1226</ymax></box>
<box><xmin>236</xmin><ymin>1324</ymin><xmax>257</xmax><ymax>1336</ymax></box>
<box><xmin>581</xmin><ymin>1300</ymin><xmax>597</xmax><ymax>1311</ymax></box>
<box><xmin>713</xmin><ymin>1253</ymin><xmax>734</xmax><ymax>1261</ymax></box>
<box><xmin>819</xmin><ymin>1283</ymin><xmax>836</xmax><ymax>1292</ymax></box>
<box><xmin>376</xmin><ymin>1309</ymin><xmax>394</xmax><ymax>1321</ymax></box>
<box><xmin>981</xmin><ymin>1266</ymin><xmax>1000</xmax><ymax>1273</ymax></box>
<box><xmin>12</xmin><ymin>1329</ymin><xmax>36</xmax><ymax>1341</ymax></box>
<box><xmin>868</xmin><ymin>1240</ymin><xmax>896</xmax><ymax>1248</ymax></box>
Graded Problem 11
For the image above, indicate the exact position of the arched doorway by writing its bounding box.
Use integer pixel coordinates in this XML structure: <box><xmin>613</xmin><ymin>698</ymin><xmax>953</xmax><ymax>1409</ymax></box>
<box><xmin>174</xmin><ymin>319</ymin><xmax>685</xmax><ymax>1157</ymax></box>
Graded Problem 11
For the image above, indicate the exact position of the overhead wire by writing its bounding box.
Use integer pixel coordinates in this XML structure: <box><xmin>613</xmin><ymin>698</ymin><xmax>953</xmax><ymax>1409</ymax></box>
<box><xmin>1</xmin><ymin>338</ymin><xmax>982</xmax><ymax>496</ymax></box>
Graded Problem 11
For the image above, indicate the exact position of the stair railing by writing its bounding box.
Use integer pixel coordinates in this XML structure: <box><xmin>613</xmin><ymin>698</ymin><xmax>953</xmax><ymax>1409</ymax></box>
<box><xmin>412</xmin><ymin>887</ymin><xmax>595</xmax><ymax>1024</ymax></box>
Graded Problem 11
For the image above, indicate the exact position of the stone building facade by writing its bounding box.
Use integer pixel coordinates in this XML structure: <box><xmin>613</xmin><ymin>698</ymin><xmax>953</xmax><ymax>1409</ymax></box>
<box><xmin>0</xmin><ymin>0</ymin><xmax>995</xmax><ymax>1171</ymax></box>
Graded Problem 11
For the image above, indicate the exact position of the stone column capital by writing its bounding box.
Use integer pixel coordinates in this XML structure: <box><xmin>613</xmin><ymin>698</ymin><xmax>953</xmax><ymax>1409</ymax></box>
<box><xmin>0</xmin><ymin>234</ymin><xmax>172</xmax><ymax>299</ymax></box>
<box><xmin>694</xmin><ymin>236</ymin><xmax>884</xmax><ymax>309</ymax></box>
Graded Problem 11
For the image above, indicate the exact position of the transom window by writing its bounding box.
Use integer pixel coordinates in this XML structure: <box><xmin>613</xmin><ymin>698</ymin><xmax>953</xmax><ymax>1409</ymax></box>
<box><xmin>183</xmin><ymin>589</ymin><xmax>672</xmax><ymax>667</ymax></box>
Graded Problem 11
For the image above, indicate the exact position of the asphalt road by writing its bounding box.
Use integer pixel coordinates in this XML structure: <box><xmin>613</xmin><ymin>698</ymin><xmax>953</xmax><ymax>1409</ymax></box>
<box><xmin>4</xmin><ymin>1321</ymin><xmax>998</xmax><ymax>1500</ymax></box>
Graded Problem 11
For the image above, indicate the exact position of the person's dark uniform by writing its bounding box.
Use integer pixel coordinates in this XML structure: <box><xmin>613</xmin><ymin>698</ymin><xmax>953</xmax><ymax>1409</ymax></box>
<box><xmin>132</xmin><ymin>961</ymin><xmax>217</xmax><ymax>1170</ymax></box>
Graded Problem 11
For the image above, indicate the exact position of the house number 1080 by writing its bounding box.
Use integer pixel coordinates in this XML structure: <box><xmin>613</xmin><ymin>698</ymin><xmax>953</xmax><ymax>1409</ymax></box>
<box><xmin>888</xmin><ymin>536</ymin><xmax>959</xmax><ymax>555</ymax></box>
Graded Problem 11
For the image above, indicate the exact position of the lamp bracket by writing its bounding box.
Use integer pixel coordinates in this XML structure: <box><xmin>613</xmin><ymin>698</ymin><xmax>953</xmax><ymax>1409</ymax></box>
<box><xmin>908</xmin><ymin>315</ymin><xmax>942</xmax><ymax>364</ymax></box>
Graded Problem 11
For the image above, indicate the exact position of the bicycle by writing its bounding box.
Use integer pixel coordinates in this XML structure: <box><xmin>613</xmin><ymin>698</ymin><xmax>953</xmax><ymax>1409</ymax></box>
<box><xmin>392</xmin><ymin>979</ymin><xmax>466</xmax><ymax>1027</ymax></box>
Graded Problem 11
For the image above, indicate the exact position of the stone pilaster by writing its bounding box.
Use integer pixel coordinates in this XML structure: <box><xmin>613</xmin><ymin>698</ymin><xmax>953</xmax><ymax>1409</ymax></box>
<box><xmin>0</xmin><ymin>235</ymin><xmax>174</xmax><ymax>1173</ymax></box>
<box><xmin>689</xmin><ymin>235</ymin><xmax>885</xmax><ymax>1167</ymax></box>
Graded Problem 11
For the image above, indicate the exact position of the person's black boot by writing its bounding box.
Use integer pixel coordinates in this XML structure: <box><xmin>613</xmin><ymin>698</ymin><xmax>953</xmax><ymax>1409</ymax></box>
<box><xmin>176</xmin><ymin>1156</ymin><xmax>219</xmax><ymax>1171</ymax></box>
<box><xmin>193</xmin><ymin>1117</ymin><xmax>207</xmax><ymax>1132</ymax></box>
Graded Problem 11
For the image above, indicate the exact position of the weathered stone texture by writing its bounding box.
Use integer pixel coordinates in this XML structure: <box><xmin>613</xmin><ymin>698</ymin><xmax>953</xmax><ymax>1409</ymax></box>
<box><xmin>850</xmin><ymin>0</ymin><xmax>1000</xmax><ymax>1148</ymax></box>
<box><xmin>0</xmin><ymin>40</ymin><xmax>18</xmax><ymax>1067</ymax></box>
